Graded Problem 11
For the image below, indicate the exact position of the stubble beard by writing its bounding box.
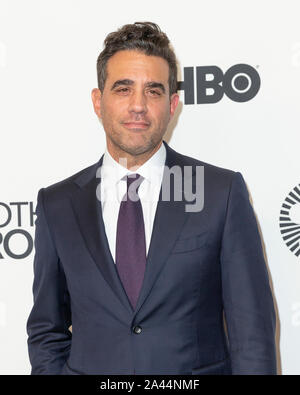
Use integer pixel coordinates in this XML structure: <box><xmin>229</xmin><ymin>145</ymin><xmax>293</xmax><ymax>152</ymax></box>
<box><xmin>108</xmin><ymin>127</ymin><xmax>164</xmax><ymax>158</ymax></box>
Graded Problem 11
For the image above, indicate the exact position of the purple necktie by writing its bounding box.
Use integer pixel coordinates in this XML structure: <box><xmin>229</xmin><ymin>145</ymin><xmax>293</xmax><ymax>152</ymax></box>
<box><xmin>115</xmin><ymin>173</ymin><xmax>146</xmax><ymax>310</ymax></box>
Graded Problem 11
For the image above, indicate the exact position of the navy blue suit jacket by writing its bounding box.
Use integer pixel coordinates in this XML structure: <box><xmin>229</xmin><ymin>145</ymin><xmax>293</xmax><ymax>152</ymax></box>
<box><xmin>26</xmin><ymin>140</ymin><xmax>277</xmax><ymax>375</ymax></box>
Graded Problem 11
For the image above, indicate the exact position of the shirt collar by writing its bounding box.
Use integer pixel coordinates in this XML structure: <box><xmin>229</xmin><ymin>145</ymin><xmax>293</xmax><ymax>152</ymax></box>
<box><xmin>101</xmin><ymin>141</ymin><xmax>166</xmax><ymax>188</ymax></box>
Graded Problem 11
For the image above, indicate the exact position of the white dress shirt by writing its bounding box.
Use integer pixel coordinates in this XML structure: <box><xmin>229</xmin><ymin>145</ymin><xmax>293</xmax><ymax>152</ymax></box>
<box><xmin>100</xmin><ymin>142</ymin><xmax>166</xmax><ymax>263</ymax></box>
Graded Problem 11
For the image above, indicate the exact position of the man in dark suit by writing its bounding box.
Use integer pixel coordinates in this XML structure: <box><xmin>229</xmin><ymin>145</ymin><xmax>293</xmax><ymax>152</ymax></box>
<box><xmin>26</xmin><ymin>22</ymin><xmax>277</xmax><ymax>375</ymax></box>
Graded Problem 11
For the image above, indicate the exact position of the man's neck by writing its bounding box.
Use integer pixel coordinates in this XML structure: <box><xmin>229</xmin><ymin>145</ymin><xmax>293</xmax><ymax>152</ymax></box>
<box><xmin>106</xmin><ymin>141</ymin><xmax>163</xmax><ymax>171</ymax></box>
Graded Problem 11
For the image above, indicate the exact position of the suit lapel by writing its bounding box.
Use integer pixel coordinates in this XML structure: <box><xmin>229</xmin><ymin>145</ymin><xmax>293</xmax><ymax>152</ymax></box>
<box><xmin>133</xmin><ymin>141</ymin><xmax>192</xmax><ymax>316</ymax></box>
<box><xmin>69</xmin><ymin>141</ymin><xmax>195</xmax><ymax>317</ymax></box>
<box><xmin>70</xmin><ymin>156</ymin><xmax>134</xmax><ymax>315</ymax></box>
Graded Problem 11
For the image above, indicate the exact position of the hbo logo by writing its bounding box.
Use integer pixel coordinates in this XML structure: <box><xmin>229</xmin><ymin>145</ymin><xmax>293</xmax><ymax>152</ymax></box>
<box><xmin>178</xmin><ymin>64</ymin><xmax>261</xmax><ymax>104</ymax></box>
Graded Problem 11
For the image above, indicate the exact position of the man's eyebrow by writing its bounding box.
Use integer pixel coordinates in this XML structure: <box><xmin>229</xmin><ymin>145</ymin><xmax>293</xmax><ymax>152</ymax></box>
<box><xmin>111</xmin><ymin>79</ymin><xmax>134</xmax><ymax>90</ymax></box>
<box><xmin>110</xmin><ymin>79</ymin><xmax>166</xmax><ymax>94</ymax></box>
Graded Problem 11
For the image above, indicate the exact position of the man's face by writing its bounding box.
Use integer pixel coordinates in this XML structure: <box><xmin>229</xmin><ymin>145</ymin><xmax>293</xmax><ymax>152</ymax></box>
<box><xmin>92</xmin><ymin>50</ymin><xmax>179</xmax><ymax>158</ymax></box>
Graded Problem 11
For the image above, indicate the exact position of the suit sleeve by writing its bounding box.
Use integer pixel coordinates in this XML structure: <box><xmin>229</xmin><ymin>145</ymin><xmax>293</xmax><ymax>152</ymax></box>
<box><xmin>26</xmin><ymin>188</ymin><xmax>72</xmax><ymax>374</ymax></box>
<box><xmin>220</xmin><ymin>172</ymin><xmax>277</xmax><ymax>375</ymax></box>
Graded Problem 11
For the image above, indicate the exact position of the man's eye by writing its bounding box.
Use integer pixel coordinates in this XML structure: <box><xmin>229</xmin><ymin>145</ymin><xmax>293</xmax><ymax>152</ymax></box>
<box><xmin>149</xmin><ymin>90</ymin><xmax>161</xmax><ymax>96</ymax></box>
<box><xmin>116</xmin><ymin>88</ymin><xmax>129</xmax><ymax>93</ymax></box>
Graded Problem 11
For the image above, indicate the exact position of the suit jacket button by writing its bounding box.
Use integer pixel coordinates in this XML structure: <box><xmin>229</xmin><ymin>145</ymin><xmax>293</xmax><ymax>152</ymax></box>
<box><xmin>133</xmin><ymin>325</ymin><xmax>142</xmax><ymax>334</ymax></box>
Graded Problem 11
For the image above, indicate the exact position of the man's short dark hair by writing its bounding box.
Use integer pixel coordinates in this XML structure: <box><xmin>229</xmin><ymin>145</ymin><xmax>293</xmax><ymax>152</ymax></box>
<box><xmin>96</xmin><ymin>22</ymin><xmax>178</xmax><ymax>96</ymax></box>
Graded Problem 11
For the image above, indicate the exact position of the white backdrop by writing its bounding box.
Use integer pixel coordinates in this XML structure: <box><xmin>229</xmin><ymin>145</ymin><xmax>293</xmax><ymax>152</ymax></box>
<box><xmin>0</xmin><ymin>0</ymin><xmax>299</xmax><ymax>374</ymax></box>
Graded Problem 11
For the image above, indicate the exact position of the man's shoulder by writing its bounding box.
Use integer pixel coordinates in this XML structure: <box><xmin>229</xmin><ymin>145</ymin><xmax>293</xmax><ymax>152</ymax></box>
<box><xmin>178</xmin><ymin>150</ymin><xmax>235</xmax><ymax>173</ymax></box>
<box><xmin>169</xmin><ymin>145</ymin><xmax>237</xmax><ymax>185</ymax></box>
<box><xmin>170</xmin><ymin>148</ymin><xmax>242</xmax><ymax>205</ymax></box>
<box><xmin>40</xmin><ymin>157</ymin><xmax>102</xmax><ymax>201</ymax></box>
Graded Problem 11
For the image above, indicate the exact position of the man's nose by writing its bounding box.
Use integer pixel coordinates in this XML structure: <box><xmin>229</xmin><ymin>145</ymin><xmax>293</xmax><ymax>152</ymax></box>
<box><xmin>128</xmin><ymin>90</ymin><xmax>147</xmax><ymax>114</ymax></box>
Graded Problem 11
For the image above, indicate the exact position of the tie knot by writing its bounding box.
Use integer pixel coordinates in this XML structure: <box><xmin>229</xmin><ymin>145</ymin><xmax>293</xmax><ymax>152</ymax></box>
<box><xmin>123</xmin><ymin>173</ymin><xmax>144</xmax><ymax>191</ymax></box>
<box><xmin>121</xmin><ymin>173</ymin><xmax>144</xmax><ymax>202</ymax></box>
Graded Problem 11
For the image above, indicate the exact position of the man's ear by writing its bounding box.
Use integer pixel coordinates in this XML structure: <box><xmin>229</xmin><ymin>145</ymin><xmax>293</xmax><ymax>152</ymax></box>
<box><xmin>170</xmin><ymin>93</ymin><xmax>179</xmax><ymax>118</ymax></box>
<box><xmin>91</xmin><ymin>88</ymin><xmax>102</xmax><ymax>119</ymax></box>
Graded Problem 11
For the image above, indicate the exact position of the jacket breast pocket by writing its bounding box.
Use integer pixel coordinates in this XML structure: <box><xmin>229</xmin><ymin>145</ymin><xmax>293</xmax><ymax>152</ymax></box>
<box><xmin>171</xmin><ymin>231</ymin><xmax>209</xmax><ymax>254</ymax></box>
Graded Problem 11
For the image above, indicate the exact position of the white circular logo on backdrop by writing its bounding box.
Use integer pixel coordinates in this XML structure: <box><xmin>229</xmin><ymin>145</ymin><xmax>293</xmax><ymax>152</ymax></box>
<box><xmin>279</xmin><ymin>184</ymin><xmax>300</xmax><ymax>259</ymax></box>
